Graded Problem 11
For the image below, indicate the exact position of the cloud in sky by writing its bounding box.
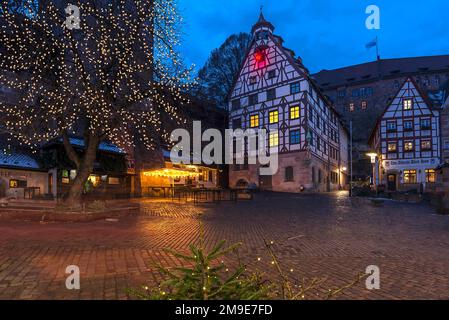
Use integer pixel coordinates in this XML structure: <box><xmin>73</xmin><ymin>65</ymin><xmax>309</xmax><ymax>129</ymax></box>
<box><xmin>178</xmin><ymin>0</ymin><xmax>449</xmax><ymax>74</ymax></box>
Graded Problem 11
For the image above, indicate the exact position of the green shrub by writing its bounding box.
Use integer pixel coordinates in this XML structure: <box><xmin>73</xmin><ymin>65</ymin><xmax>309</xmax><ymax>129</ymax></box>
<box><xmin>129</xmin><ymin>240</ymin><xmax>272</xmax><ymax>300</ymax></box>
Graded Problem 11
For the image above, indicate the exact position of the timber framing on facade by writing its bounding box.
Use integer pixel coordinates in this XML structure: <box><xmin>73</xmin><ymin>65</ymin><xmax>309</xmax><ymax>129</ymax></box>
<box><xmin>227</xmin><ymin>13</ymin><xmax>349</xmax><ymax>193</ymax></box>
<box><xmin>369</xmin><ymin>77</ymin><xmax>441</xmax><ymax>191</ymax></box>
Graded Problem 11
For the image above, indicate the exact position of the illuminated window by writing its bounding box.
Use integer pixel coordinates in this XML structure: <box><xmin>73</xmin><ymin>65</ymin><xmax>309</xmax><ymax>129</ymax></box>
<box><xmin>403</xmin><ymin>170</ymin><xmax>417</xmax><ymax>184</ymax></box>
<box><xmin>250</xmin><ymin>114</ymin><xmax>259</xmax><ymax>128</ymax></box>
<box><xmin>421</xmin><ymin>118</ymin><xmax>431</xmax><ymax>130</ymax></box>
<box><xmin>269</xmin><ymin>110</ymin><xmax>279</xmax><ymax>124</ymax></box>
<box><xmin>269</xmin><ymin>132</ymin><xmax>279</xmax><ymax>147</ymax></box>
<box><xmin>249</xmin><ymin>94</ymin><xmax>258</xmax><ymax>106</ymax></box>
<box><xmin>290</xmin><ymin>106</ymin><xmax>300</xmax><ymax>119</ymax></box>
<box><xmin>88</xmin><ymin>175</ymin><xmax>101</xmax><ymax>187</ymax></box>
<box><xmin>9</xmin><ymin>179</ymin><xmax>26</xmax><ymax>188</ymax></box>
<box><xmin>108</xmin><ymin>177</ymin><xmax>121</xmax><ymax>185</ymax></box>
<box><xmin>290</xmin><ymin>130</ymin><xmax>300</xmax><ymax>145</ymax></box>
<box><xmin>290</xmin><ymin>82</ymin><xmax>300</xmax><ymax>94</ymax></box>
<box><xmin>349</xmin><ymin>103</ymin><xmax>355</xmax><ymax>112</ymax></box>
<box><xmin>403</xmin><ymin>99</ymin><xmax>413</xmax><ymax>110</ymax></box>
<box><xmin>421</xmin><ymin>140</ymin><xmax>432</xmax><ymax>151</ymax></box>
<box><xmin>388</xmin><ymin>143</ymin><xmax>397</xmax><ymax>153</ymax></box>
<box><xmin>404</xmin><ymin>141</ymin><xmax>414</xmax><ymax>152</ymax></box>
<box><xmin>426</xmin><ymin>169</ymin><xmax>436</xmax><ymax>183</ymax></box>
<box><xmin>404</xmin><ymin>120</ymin><xmax>413</xmax><ymax>131</ymax></box>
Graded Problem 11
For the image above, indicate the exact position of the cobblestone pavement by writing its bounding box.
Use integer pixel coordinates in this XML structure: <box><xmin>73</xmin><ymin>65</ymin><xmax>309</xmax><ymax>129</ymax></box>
<box><xmin>0</xmin><ymin>192</ymin><xmax>448</xmax><ymax>300</ymax></box>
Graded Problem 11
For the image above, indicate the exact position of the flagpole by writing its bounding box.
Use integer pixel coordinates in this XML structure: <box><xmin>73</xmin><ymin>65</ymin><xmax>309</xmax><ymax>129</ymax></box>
<box><xmin>376</xmin><ymin>36</ymin><xmax>380</xmax><ymax>60</ymax></box>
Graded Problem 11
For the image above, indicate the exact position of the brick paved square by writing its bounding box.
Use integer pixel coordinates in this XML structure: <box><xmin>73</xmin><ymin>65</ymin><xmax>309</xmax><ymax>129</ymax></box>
<box><xmin>0</xmin><ymin>192</ymin><xmax>448</xmax><ymax>300</ymax></box>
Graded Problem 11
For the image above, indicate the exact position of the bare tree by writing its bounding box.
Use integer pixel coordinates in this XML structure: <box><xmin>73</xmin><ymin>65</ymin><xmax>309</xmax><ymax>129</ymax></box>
<box><xmin>194</xmin><ymin>33</ymin><xmax>252</xmax><ymax>108</ymax></box>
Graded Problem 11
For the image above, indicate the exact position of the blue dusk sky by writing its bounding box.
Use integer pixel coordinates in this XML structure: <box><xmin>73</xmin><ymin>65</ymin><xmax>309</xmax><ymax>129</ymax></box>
<box><xmin>178</xmin><ymin>0</ymin><xmax>449</xmax><ymax>74</ymax></box>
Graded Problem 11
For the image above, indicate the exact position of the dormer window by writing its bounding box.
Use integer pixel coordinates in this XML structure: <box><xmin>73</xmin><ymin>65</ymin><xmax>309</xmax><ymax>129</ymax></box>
<box><xmin>267</xmin><ymin>70</ymin><xmax>276</xmax><ymax>79</ymax></box>
<box><xmin>256</xmin><ymin>31</ymin><xmax>269</xmax><ymax>41</ymax></box>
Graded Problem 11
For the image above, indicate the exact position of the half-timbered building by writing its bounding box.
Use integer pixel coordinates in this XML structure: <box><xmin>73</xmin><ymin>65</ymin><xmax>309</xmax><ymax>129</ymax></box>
<box><xmin>227</xmin><ymin>13</ymin><xmax>349</xmax><ymax>193</ymax></box>
<box><xmin>369</xmin><ymin>78</ymin><xmax>440</xmax><ymax>191</ymax></box>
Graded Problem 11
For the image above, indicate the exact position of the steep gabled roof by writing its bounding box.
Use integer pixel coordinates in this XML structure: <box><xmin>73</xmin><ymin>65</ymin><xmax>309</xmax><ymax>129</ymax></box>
<box><xmin>368</xmin><ymin>77</ymin><xmax>436</xmax><ymax>145</ymax></box>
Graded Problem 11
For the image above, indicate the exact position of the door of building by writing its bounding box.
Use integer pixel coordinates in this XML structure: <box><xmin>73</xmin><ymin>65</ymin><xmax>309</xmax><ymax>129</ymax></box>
<box><xmin>387</xmin><ymin>174</ymin><xmax>397</xmax><ymax>191</ymax></box>
<box><xmin>259</xmin><ymin>175</ymin><xmax>272</xmax><ymax>190</ymax></box>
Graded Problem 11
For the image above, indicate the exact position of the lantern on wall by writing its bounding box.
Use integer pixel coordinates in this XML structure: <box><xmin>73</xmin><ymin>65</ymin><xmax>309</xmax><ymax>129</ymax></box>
<box><xmin>254</xmin><ymin>46</ymin><xmax>268</xmax><ymax>68</ymax></box>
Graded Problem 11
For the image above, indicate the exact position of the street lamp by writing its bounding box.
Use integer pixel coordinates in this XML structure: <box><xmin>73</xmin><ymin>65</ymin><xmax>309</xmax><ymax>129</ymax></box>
<box><xmin>366</xmin><ymin>152</ymin><xmax>379</xmax><ymax>196</ymax></box>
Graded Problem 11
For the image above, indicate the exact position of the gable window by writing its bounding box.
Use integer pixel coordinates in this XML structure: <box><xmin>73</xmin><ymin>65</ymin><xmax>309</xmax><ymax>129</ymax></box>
<box><xmin>290</xmin><ymin>106</ymin><xmax>300</xmax><ymax>120</ymax></box>
<box><xmin>421</xmin><ymin>118</ymin><xmax>431</xmax><ymax>130</ymax></box>
<box><xmin>256</xmin><ymin>31</ymin><xmax>269</xmax><ymax>40</ymax></box>
<box><xmin>269</xmin><ymin>132</ymin><xmax>279</xmax><ymax>147</ymax></box>
<box><xmin>404</xmin><ymin>141</ymin><xmax>414</xmax><ymax>152</ymax></box>
<box><xmin>249</xmin><ymin>94</ymin><xmax>258</xmax><ymax>106</ymax></box>
<box><xmin>361</xmin><ymin>100</ymin><xmax>368</xmax><ymax>110</ymax></box>
<box><xmin>386</xmin><ymin>121</ymin><xmax>397</xmax><ymax>132</ymax></box>
<box><xmin>403</xmin><ymin>170</ymin><xmax>417</xmax><ymax>184</ymax></box>
<box><xmin>404</xmin><ymin>120</ymin><xmax>413</xmax><ymax>131</ymax></box>
<box><xmin>232</xmin><ymin>99</ymin><xmax>240</xmax><ymax>110</ymax></box>
<box><xmin>269</xmin><ymin>110</ymin><xmax>279</xmax><ymax>124</ymax></box>
<box><xmin>285</xmin><ymin>166</ymin><xmax>294</xmax><ymax>182</ymax></box>
<box><xmin>267</xmin><ymin>88</ymin><xmax>276</xmax><ymax>101</ymax></box>
<box><xmin>388</xmin><ymin>142</ymin><xmax>397</xmax><ymax>153</ymax></box>
<box><xmin>290</xmin><ymin>82</ymin><xmax>300</xmax><ymax>94</ymax></box>
<box><xmin>403</xmin><ymin>98</ymin><xmax>413</xmax><ymax>110</ymax></box>
<box><xmin>267</xmin><ymin>70</ymin><xmax>276</xmax><ymax>79</ymax></box>
<box><xmin>421</xmin><ymin>140</ymin><xmax>432</xmax><ymax>151</ymax></box>
<box><xmin>426</xmin><ymin>169</ymin><xmax>436</xmax><ymax>183</ymax></box>
<box><xmin>349</xmin><ymin>103</ymin><xmax>355</xmax><ymax>112</ymax></box>
<box><xmin>290</xmin><ymin>130</ymin><xmax>300</xmax><ymax>145</ymax></box>
<box><xmin>249</xmin><ymin>76</ymin><xmax>257</xmax><ymax>85</ymax></box>
<box><xmin>250</xmin><ymin>114</ymin><xmax>259</xmax><ymax>128</ymax></box>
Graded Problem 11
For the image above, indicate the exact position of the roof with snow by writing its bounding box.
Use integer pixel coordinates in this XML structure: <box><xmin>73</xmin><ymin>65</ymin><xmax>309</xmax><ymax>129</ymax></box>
<box><xmin>55</xmin><ymin>137</ymin><xmax>126</xmax><ymax>155</ymax></box>
<box><xmin>0</xmin><ymin>151</ymin><xmax>41</xmax><ymax>170</ymax></box>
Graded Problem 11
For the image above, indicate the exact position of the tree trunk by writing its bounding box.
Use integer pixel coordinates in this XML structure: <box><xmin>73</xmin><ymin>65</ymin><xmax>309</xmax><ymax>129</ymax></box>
<box><xmin>63</xmin><ymin>133</ymin><xmax>100</xmax><ymax>208</ymax></box>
